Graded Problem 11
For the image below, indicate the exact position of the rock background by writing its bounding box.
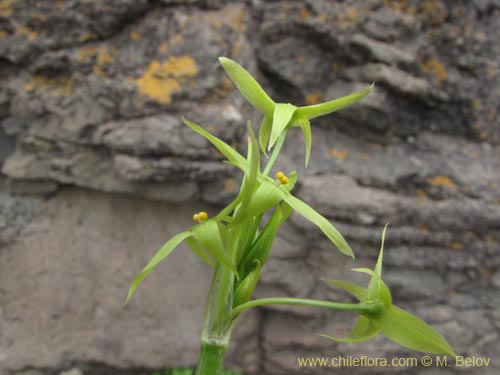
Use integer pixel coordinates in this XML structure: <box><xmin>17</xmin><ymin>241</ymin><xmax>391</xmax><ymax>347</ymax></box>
<box><xmin>1</xmin><ymin>0</ymin><xmax>499</xmax><ymax>374</ymax></box>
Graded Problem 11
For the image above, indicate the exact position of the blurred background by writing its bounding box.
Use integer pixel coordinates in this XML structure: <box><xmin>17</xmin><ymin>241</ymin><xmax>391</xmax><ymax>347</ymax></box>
<box><xmin>0</xmin><ymin>0</ymin><xmax>499</xmax><ymax>374</ymax></box>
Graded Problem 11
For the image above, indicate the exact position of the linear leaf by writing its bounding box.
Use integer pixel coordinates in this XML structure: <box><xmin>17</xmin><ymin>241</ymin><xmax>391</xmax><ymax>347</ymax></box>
<box><xmin>295</xmin><ymin>116</ymin><xmax>312</xmax><ymax>167</ymax></box>
<box><xmin>219</xmin><ymin>57</ymin><xmax>275</xmax><ymax>114</ymax></box>
<box><xmin>125</xmin><ymin>230</ymin><xmax>192</xmax><ymax>304</ymax></box>
<box><xmin>259</xmin><ymin>114</ymin><xmax>273</xmax><ymax>156</ymax></box>
<box><xmin>295</xmin><ymin>84</ymin><xmax>374</xmax><ymax>120</ymax></box>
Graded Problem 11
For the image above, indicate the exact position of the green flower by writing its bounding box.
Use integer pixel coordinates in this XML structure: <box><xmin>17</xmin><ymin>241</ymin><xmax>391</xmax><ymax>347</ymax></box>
<box><xmin>321</xmin><ymin>225</ymin><xmax>456</xmax><ymax>357</ymax></box>
<box><xmin>219</xmin><ymin>57</ymin><xmax>373</xmax><ymax>166</ymax></box>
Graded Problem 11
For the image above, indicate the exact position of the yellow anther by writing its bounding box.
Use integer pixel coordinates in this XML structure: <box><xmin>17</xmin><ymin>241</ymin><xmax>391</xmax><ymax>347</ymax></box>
<box><xmin>198</xmin><ymin>211</ymin><xmax>208</xmax><ymax>222</ymax></box>
<box><xmin>193</xmin><ymin>213</ymin><xmax>200</xmax><ymax>222</ymax></box>
<box><xmin>280</xmin><ymin>176</ymin><xmax>289</xmax><ymax>185</ymax></box>
<box><xmin>276</xmin><ymin>171</ymin><xmax>285</xmax><ymax>180</ymax></box>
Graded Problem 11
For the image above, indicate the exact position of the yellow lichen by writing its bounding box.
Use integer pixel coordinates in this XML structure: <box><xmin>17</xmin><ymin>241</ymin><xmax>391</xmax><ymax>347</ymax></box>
<box><xmin>158</xmin><ymin>42</ymin><xmax>169</xmax><ymax>54</ymax></box>
<box><xmin>428</xmin><ymin>176</ymin><xmax>457</xmax><ymax>189</ymax></box>
<box><xmin>447</xmin><ymin>241</ymin><xmax>464</xmax><ymax>250</ymax></box>
<box><xmin>77</xmin><ymin>45</ymin><xmax>100</xmax><ymax>63</ymax></box>
<box><xmin>134</xmin><ymin>56</ymin><xmax>198</xmax><ymax>104</ymax></box>
<box><xmin>79</xmin><ymin>32</ymin><xmax>98</xmax><ymax>43</ymax></box>
<box><xmin>330</xmin><ymin>148</ymin><xmax>348</xmax><ymax>161</ymax></box>
<box><xmin>55</xmin><ymin>0</ymin><xmax>65</xmax><ymax>10</ymax></box>
<box><xmin>0</xmin><ymin>30</ymin><xmax>7</xmax><ymax>38</ymax></box>
<box><xmin>416</xmin><ymin>189</ymin><xmax>427</xmax><ymax>201</ymax></box>
<box><xmin>24</xmin><ymin>82</ymin><xmax>34</xmax><ymax>91</ymax></box>
<box><xmin>421</xmin><ymin>58</ymin><xmax>448</xmax><ymax>83</ymax></box>
<box><xmin>130</xmin><ymin>31</ymin><xmax>140</xmax><ymax>41</ymax></box>
<box><xmin>344</xmin><ymin>8</ymin><xmax>359</xmax><ymax>22</ymax></box>
<box><xmin>97</xmin><ymin>49</ymin><xmax>114</xmax><ymax>66</ymax></box>
<box><xmin>16</xmin><ymin>24</ymin><xmax>37</xmax><ymax>41</ymax></box>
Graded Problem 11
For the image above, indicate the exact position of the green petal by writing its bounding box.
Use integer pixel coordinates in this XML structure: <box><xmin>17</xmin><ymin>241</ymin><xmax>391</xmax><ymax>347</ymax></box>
<box><xmin>185</xmin><ymin>236</ymin><xmax>215</xmax><ymax>268</ymax></box>
<box><xmin>379</xmin><ymin>306</ymin><xmax>456</xmax><ymax>357</ymax></box>
<box><xmin>375</xmin><ymin>224</ymin><xmax>388</xmax><ymax>278</ymax></box>
<box><xmin>295</xmin><ymin>117</ymin><xmax>312</xmax><ymax>167</ymax></box>
<box><xmin>322</xmin><ymin>279</ymin><xmax>368</xmax><ymax>301</ymax></box>
<box><xmin>259</xmin><ymin>114</ymin><xmax>273</xmax><ymax>157</ymax></box>
<box><xmin>269</xmin><ymin>103</ymin><xmax>298</xmax><ymax>150</ymax></box>
<box><xmin>192</xmin><ymin>219</ymin><xmax>238</xmax><ymax>277</ymax></box>
<box><xmin>219</xmin><ymin>57</ymin><xmax>275</xmax><ymax>114</ymax></box>
<box><xmin>125</xmin><ymin>230</ymin><xmax>192</xmax><ymax>304</ymax></box>
<box><xmin>232</xmin><ymin>181</ymin><xmax>285</xmax><ymax>225</ymax></box>
<box><xmin>239</xmin><ymin>122</ymin><xmax>260</xmax><ymax>207</ymax></box>
<box><xmin>319</xmin><ymin>317</ymin><xmax>381</xmax><ymax>343</ymax></box>
<box><xmin>283</xmin><ymin>194</ymin><xmax>354</xmax><ymax>258</ymax></box>
<box><xmin>295</xmin><ymin>84</ymin><xmax>374</xmax><ymax>120</ymax></box>
<box><xmin>183</xmin><ymin>117</ymin><xmax>247</xmax><ymax>170</ymax></box>
<box><xmin>352</xmin><ymin>268</ymin><xmax>392</xmax><ymax>306</ymax></box>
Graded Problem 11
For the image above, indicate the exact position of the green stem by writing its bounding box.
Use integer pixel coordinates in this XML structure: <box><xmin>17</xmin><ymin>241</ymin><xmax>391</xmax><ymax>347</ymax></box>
<box><xmin>232</xmin><ymin>297</ymin><xmax>380</xmax><ymax>318</ymax></box>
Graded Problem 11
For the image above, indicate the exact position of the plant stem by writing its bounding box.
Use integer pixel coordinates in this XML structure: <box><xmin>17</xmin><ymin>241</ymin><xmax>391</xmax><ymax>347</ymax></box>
<box><xmin>232</xmin><ymin>297</ymin><xmax>382</xmax><ymax>317</ymax></box>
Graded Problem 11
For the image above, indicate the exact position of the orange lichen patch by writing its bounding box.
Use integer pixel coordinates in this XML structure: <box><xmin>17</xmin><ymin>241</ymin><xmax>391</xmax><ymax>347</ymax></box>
<box><xmin>330</xmin><ymin>147</ymin><xmax>348</xmax><ymax>161</ymax></box>
<box><xmin>130</xmin><ymin>31</ymin><xmax>140</xmax><ymax>41</ymax></box>
<box><xmin>300</xmin><ymin>8</ymin><xmax>312</xmax><ymax>19</ymax></box>
<box><xmin>447</xmin><ymin>241</ymin><xmax>464</xmax><ymax>250</ymax></box>
<box><xmin>24</xmin><ymin>82</ymin><xmax>34</xmax><ymax>91</ymax></box>
<box><xmin>416</xmin><ymin>189</ymin><xmax>427</xmax><ymax>201</ymax></box>
<box><xmin>344</xmin><ymin>8</ymin><xmax>359</xmax><ymax>22</ymax></box>
<box><xmin>77</xmin><ymin>45</ymin><xmax>100</xmax><ymax>63</ymax></box>
<box><xmin>79</xmin><ymin>32</ymin><xmax>98</xmax><ymax>43</ymax></box>
<box><xmin>305</xmin><ymin>92</ymin><xmax>322</xmax><ymax>105</ymax></box>
<box><xmin>420</xmin><ymin>58</ymin><xmax>448</xmax><ymax>83</ymax></box>
<box><xmin>97</xmin><ymin>49</ymin><xmax>114</xmax><ymax>66</ymax></box>
<box><xmin>16</xmin><ymin>24</ymin><xmax>37</xmax><ymax>41</ymax></box>
<box><xmin>134</xmin><ymin>56</ymin><xmax>198</xmax><ymax>104</ymax></box>
<box><xmin>158</xmin><ymin>42</ymin><xmax>169</xmax><ymax>54</ymax></box>
<box><xmin>93</xmin><ymin>65</ymin><xmax>106</xmax><ymax>78</ymax></box>
<box><xmin>0</xmin><ymin>0</ymin><xmax>16</xmax><ymax>17</ymax></box>
<box><xmin>171</xmin><ymin>34</ymin><xmax>184</xmax><ymax>46</ymax></box>
<box><xmin>32</xmin><ymin>75</ymin><xmax>73</xmax><ymax>96</ymax></box>
<box><xmin>224</xmin><ymin>178</ymin><xmax>239</xmax><ymax>193</ymax></box>
<box><xmin>428</xmin><ymin>176</ymin><xmax>457</xmax><ymax>189</ymax></box>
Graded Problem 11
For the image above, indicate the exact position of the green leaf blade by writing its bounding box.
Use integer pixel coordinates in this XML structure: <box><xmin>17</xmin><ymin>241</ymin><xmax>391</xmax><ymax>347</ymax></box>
<box><xmin>219</xmin><ymin>57</ymin><xmax>275</xmax><ymax>114</ymax></box>
<box><xmin>125</xmin><ymin>230</ymin><xmax>192</xmax><ymax>304</ymax></box>
<box><xmin>319</xmin><ymin>317</ymin><xmax>381</xmax><ymax>343</ymax></box>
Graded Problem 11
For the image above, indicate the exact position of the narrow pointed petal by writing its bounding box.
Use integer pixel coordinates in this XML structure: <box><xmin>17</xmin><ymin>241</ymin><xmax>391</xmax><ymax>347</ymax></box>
<box><xmin>219</xmin><ymin>57</ymin><xmax>275</xmax><ymax>114</ymax></box>
<box><xmin>375</xmin><ymin>224</ymin><xmax>388</xmax><ymax>278</ymax></box>
<box><xmin>233</xmin><ymin>260</ymin><xmax>262</xmax><ymax>307</ymax></box>
<box><xmin>183</xmin><ymin>117</ymin><xmax>247</xmax><ymax>169</ymax></box>
<box><xmin>269</xmin><ymin>103</ymin><xmax>298</xmax><ymax>150</ymax></box>
<box><xmin>319</xmin><ymin>317</ymin><xmax>381</xmax><ymax>343</ymax></box>
<box><xmin>192</xmin><ymin>219</ymin><xmax>238</xmax><ymax>277</ymax></box>
<box><xmin>125</xmin><ymin>230</ymin><xmax>192</xmax><ymax>304</ymax></box>
<box><xmin>322</xmin><ymin>279</ymin><xmax>369</xmax><ymax>301</ymax></box>
<box><xmin>283</xmin><ymin>194</ymin><xmax>354</xmax><ymax>258</ymax></box>
<box><xmin>352</xmin><ymin>268</ymin><xmax>392</xmax><ymax>306</ymax></box>
<box><xmin>295</xmin><ymin>84</ymin><xmax>374</xmax><ymax>120</ymax></box>
<box><xmin>380</xmin><ymin>306</ymin><xmax>456</xmax><ymax>357</ymax></box>
<box><xmin>259</xmin><ymin>114</ymin><xmax>273</xmax><ymax>156</ymax></box>
<box><xmin>295</xmin><ymin>117</ymin><xmax>312</xmax><ymax>167</ymax></box>
<box><xmin>239</xmin><ymin>122</ymin><xmax>260</xmax><ymax>207</ymax></box>
<box><xmin>186</xmin><ymin>236</ymin><xmax>215</xmax><ymax>268</ymax></box>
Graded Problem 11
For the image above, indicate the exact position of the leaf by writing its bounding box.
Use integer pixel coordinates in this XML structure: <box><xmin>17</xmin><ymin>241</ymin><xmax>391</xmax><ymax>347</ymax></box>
<box><xmin>319</xmin><ymin>317</ymin><xmax>381</xmax><ymax>343</ymax></box>
<box><xmin>283</xmin><ymin>194</ymin><xmax>354</xmax><ymax>258</ymax></box>
<box><xmin>295</xmin><ymin>116</ymin><xmax>312</xmax><ymax>167</ymax></box>
<box><xmin>192</xmin><ymin>219</ymin><xmax>238</xmax><ymax>277</ymax></box>
<box><xmin>379</xmin><ymin>306</ymin><xmax>456</xmax><ymax>356</ymax></box>
<box><xmin>259</xmin><ymin>114</ymin><xmax>273</xmax><ymax>156</ymax></box>
<box><xmin>183</xmin><ymin>117</ymin><xmax>247</xmax><ymax>170</ymax></box>
<box><xmin>232</xmin><ymin>181</ymin><xmax>285</xmax><ymax>226</ymax></box>
<box><xmin>125</xmin><ymin>230</ymin><xmax>192</xmax><ymax>304</ymax></box>
<box><xmin>219</xmin><ymin>57</ymin><xmax>275</xmax><ymax>114</ymax></box>
<box><xmin>322</xmin><ymin>279</ymin><xmax>368</xmax><ymax>301</ymax></box>
<box><xmin>269</xmin><ymin>103</ymin><xmax>298</xmax><ymax>150</ymax></box>
<box><xmin>295</xmin><ymin>84</ymin><xmax>374</xmax><ymax>120</ymax></box>
<box><xmin>185</xmin><ymin>236</ymin><xmax>215</xmax><ymax>268</ymax></box>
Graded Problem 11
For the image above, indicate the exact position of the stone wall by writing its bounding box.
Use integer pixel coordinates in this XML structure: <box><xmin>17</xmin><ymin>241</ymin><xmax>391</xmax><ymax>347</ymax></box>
<box><xmin>1</xmin><ymin>1</ymin><xmax>499</xmax><ymax>374</ymax></box>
